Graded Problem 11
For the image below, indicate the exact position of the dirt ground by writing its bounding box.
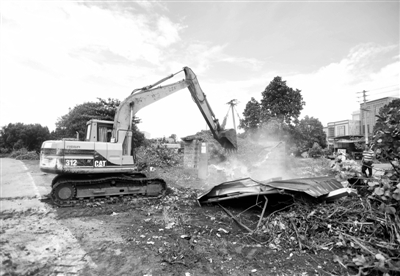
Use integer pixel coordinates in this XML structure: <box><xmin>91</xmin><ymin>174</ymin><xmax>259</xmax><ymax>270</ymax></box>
<box><xmin>1</xmin><ymin>159</ymin><xmax>348</xmax><ymax>276</ymax></box>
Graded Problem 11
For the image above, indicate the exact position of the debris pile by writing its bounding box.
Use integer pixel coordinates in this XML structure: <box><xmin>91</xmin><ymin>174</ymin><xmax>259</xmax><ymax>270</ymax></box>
<box><xmin>255</xmin><ymin>196</ymin><xmax>400</xmax><ymax>275</ymax></box>
<box><xmin>135</xmin><ymin>146</ymin><xmax>183</xmax><ymax>169</ymax></box>
<box><xmin>287</xmin><ymin>157</ymin><xmax>333</xmax><ymax>178</ymax></box>
<box><xmin>134</xmin><ymin>136</ymin><xmax>399</xmax><ymax>275</ymax></box>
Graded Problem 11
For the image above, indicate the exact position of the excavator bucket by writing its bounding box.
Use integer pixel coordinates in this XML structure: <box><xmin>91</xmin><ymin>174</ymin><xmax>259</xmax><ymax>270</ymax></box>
<box><xmin>217</xmin><ymin>129</ymin><xmax>237</xmax><ymax>151</ymax></box>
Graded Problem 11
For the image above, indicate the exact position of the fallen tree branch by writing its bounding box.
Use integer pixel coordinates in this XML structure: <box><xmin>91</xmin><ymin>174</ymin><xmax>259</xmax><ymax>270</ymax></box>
<box><xmin>218</xmin><ymin>204</ymin><xmax>253</xmax><ymax>233</ymax></box>
<box><xmin>256</xmin><ymin>196</ymin><xmax>269</xmax><ymax>230</ymax></box>
<box><xmin>290</xmin><ymin>219</ymin><xmax>303</xmax><ymax>250</ymax></box>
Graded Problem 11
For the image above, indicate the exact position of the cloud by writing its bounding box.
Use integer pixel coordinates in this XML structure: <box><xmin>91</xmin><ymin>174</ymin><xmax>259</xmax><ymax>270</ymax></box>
<box><xmin>219</xmin><ymin>56</ymin><xmax>264</xmax><ymax>71</ymax></box>
<box><xmin>195</xmin><ymin>43</ymin><xmax>399</xmax><ymax>131</ymax></box>
<box><xmin>1</xmin><ymin>2</ymin><xmax>398</xmax><ymax>140</ymax></box>
<box><xmin>285</xmin><ymin>43</ymin><xmax>399</xmax><ymax>125</ymax></box>
<box><xmin>156</xmin><ymin>16</ymin><xmax>183</xmax><ymax>46</ymax></box>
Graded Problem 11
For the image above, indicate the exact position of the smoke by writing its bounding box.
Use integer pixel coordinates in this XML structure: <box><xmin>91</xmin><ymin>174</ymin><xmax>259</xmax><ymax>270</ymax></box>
<box><xmin>205</xmin><ymin>131</ymin><xmax>293</xmax><ymax>188</ymax></box>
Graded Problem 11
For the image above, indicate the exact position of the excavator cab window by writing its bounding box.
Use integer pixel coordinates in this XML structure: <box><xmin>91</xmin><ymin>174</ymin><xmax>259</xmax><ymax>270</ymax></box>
<box><xmin>85</xmin><ymin>124</ymin><xmax>91</xmax><ymax>141</ymax></box>
<box><xmin>84</xmin><ymin>120</ymin><xmax>114</xmax><ymax>142</ymax></box>
<box><xmin>98</xmin><ymin>124</ymin><xmax>113</xmax><ymax>142</ymax></box>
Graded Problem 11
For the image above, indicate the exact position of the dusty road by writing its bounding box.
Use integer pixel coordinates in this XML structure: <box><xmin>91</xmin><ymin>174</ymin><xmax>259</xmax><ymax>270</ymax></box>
<box><xmin>1</xmin><ymin>158</ymin><xmax>346</xmax><ymax>276</ymax></box>
<box><xmin>1</xmin><ymin>158</ymin><xmax>95</xmax><ymax>276</ymax></box>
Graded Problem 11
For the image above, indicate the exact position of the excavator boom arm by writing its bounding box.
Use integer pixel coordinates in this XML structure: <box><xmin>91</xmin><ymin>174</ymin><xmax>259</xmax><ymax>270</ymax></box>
<box><xmin>183</xmin><ymin>67</ymin><xmax>237</xmax><ymax>150</ymax></box>
<box><xmin>113</xmin><ymin>67</ymin><xmax>237</xmax><ymax>150</ymax></box>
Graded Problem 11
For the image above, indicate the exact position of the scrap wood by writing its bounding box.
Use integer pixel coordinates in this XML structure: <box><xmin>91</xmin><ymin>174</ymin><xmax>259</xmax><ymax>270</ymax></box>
<box><xmin>339</xmin><ymin>232</ymin><xmax>377</xmax><ymax>256</ymax></box>
<box><xmin>256</xmin><ymin>196</ymin><xmax>269</xmax><ymax>230</ymax></box>
<box><xmin>218</xmin><ymin>204</ymin><xmax>252</xmax><ymax>233</ymax></box>
<box><xmin>289</xmin><ymin>219</ymin><xmax>303</xmax><ymax>250</ymax></box>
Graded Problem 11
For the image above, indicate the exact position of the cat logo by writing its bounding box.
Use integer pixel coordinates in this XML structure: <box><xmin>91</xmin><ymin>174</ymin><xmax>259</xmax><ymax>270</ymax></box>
<box><xmin>94</xmin><ymin>160</ymin><xmax>106</xmax><ymax>167</ymax></box>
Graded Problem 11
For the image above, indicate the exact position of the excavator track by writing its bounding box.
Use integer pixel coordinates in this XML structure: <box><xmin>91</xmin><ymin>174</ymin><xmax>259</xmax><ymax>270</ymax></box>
<box><xmin>50</xmin><ymin>175</ymin><xmax>167</xmax><ymax>207</ymax></box>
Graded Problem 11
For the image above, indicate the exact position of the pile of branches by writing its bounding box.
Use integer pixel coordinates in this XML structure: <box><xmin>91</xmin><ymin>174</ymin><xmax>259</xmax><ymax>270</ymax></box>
<box><xmin>10</xmin><ymin>148</ymin><xmax>39</xmax><ymax>160</ymax></box>
<box><xmin>135</xmin><ymin>146</ymin><xmax>183</xmax><ymax>169</ymax></box>
<box><xmin>259</xmin><ymin>196</ymin><xmax>400</xmax><ymax>275</ymax></box>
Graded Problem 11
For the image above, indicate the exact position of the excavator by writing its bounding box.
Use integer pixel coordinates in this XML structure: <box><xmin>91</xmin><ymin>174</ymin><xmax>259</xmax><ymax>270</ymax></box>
<box><xmin>40</xmin><ymin>67</ymin><xmax>237</xmax><ymax>206</ymax></box>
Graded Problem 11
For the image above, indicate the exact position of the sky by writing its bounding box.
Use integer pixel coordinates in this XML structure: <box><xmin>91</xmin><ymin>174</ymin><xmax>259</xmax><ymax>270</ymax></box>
<box><xmin>1</xmin><ymin>0</ymin><xmax>399</xmax><ymax>140</ymax></box>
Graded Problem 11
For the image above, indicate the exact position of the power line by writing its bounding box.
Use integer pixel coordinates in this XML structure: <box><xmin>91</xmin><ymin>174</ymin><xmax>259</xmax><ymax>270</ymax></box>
<box><xmin>355</xmin><ymin>84</ymin><xmax>399</xmax><ymax>94</ymax></box>
<box><xmin>367</xmin><ymin>84</ymin><xmax>399</xmax><ymax>92</ymax></box>
<box><xmin>368</xmin><ymin>89</ymin><xmax>400</xmax><ymax>96</ymax></box>
<box><xmin>368</xmin><ymin>95</ymin><xmax>399</xmax><ymax>102</ymax></box>
<box><xmin>356</xmin><ymin>88</ymin><xmax>399</xmax><ymax>98</ymax></box>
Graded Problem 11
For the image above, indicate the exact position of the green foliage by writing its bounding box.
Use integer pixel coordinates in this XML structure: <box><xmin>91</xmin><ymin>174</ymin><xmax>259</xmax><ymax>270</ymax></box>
<box><xmin>368</xmin><ymin>98</ymin><xmax>400</xmax><ymax>217</ymax></box>
<box><xmin>0</xmin><ymin>123</ymin><xmax>50</xmax><ymax>152</ymax></box>
<box><xmin>239</xmin><ymin>77</ymin><xmax>306</xmax><ymax>144</ymax></box>
<box><xmin>308</xmin><ymin>142</ymin><xmax>323</xmax><ymax>157</ymax></box>
<box><xmin>169</xmin><ymin>134</ymin><xmax>177</xmax><ymax>143</ymax></box>
<box><xmin>9</xmin><ymin>148</ymin><xmax>28</xmax><ymax>158</ymax></box>
<box><xmin>239</xmin><ymin>97</ymin><xmax>261</xmax><ymax>132</ymax></box>
<box><xmin>132</xmin><ymin>124</ymin><xmax>146</xmax><ymax>148</ymax></box>
<box><xmin>53</xmin><ymin>98</ymin><xmax>120</xmax><ymax>140</ymax></box>
<box><xmin>136</xmin><ymin>146</ymin><xmax>182</xmax><ymax>168</ymax></box>
<box><xmin>260</xmin><ymin>76</ymin><xmax>305</xmax><ymax>126</ymax></box>
<box><xmin>52</xmin><ymin>97</ymin><xmax>146</xmax><ymax>148</ymax></box>
<box><xmin>373</xmin><ymin>98</ymin><xmax>400</xmax><ymax>163</ymax></box>
<box><xmin>330</xmin><ymin>98</ymin><xmax>400</xmax><ymax>274</ymax></box>
<box><xmin>294</xmin><ymin>116</ymin><xmax>327</xmax><ymax>151</ymax></box>
<box><xmin>258</xmin><ymin>117</ymin><xmax>290</xmax><ymax>140</ymax></box>
<box><xmin>10</xmin><ymin>148</ymin><xmax>40</xmax><ymax>160</ymax></box>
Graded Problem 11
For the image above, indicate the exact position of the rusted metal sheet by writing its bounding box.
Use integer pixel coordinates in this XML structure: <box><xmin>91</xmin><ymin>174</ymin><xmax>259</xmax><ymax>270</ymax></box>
<box><xmin>260</xmin><ymin>176</ymin><xmax>344</xmax><ymax>198</ymax></box>
<box><xmin>197</xmin><ymin>178</ymin><xmax>278</xmax><ymax>203</ymax></box>
<box><xmin>198</xmin><ymin>176</ymin><xmax>356</xmax><ymax>204</ymax></box>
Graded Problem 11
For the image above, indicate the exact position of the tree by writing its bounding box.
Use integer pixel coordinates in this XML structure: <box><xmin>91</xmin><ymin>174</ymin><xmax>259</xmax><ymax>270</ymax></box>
<box><xmin>372</xmin><ymin>98</ymin><xmax>400</xmax><ymax>165</ymax></box>
<box><xmin>239</xmin><ymin>97</ymin><xmax>261</xmax><ymax>132</ymax></box>
<box><xmin>52</xmin><ymin>98</ymin><xmax>146</xmax><ymax>148</ymax></box>
<box><xmin>0</xmin><ymin>123</ymin><xmax>50</xmax><ymax>152</ymax></box>
<box><xmin>308</xmin><ymin>142</ymin><xmax>323</xmax><ymax>158</ymax></box>
<box><xmin>132</xmin><ymin>124</ymin><xmax>146</xmax><ymax>148</ymax></box>
<box><xmin>169</xmin><ymin>134</ymin><xmax>177</xmax><ymax>143</ymax></box>
<box><xmin>295</xmin><ymin>116</ymin><xmax>327</xmax><ymax>150</ymax></box>
<box><xmin>260</xmin><ymin>76</ymin><xmax>305</xmax><ymax>126</ymax></box>
<box><xmin>52</xmin><ymin>98</ymin><xmax>119</xmax><ymax>140</ymax></box>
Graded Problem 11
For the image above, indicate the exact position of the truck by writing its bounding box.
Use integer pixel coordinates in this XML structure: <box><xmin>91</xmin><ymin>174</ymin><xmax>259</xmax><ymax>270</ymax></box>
<box><xmin>39</xmin><ymin>67</ymin><xmax>237</xmax><ymax>206</ymax></box>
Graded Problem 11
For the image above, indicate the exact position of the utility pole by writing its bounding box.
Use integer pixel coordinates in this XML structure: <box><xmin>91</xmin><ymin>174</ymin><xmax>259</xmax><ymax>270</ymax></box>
<box><xmin>361</xmin><ymin>90</ymin><xmax>369</xmax><ymax>145</ymax></box>
<box><xmin>226</xmin><ymin>99</ymin><xmax>238</xmax><ymax>132</ymax></box>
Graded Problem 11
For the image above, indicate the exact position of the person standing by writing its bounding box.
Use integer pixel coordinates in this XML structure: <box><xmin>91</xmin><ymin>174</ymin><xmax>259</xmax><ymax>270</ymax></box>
<box><xmin>361</xmin><ymin>144</ymin><xmax>374</xmax><ymax>178</ymax></box>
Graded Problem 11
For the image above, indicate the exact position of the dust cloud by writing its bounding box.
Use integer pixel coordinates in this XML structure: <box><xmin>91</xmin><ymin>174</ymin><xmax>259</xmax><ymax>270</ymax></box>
<box><xmin>205</xmin><ymin>133</ymin><xmax>292</xmax><ymax>188</ymax></box>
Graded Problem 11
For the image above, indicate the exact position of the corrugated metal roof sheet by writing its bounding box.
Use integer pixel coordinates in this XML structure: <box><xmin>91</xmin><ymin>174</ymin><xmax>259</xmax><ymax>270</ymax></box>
<box><xmin>262</xmin><ymin>176</ymin><xmax>344</xmax><ymax>197</ymax></box>
<box><xmin>198</xmin><ymin>176</ymin><xmax>350</xmax><ymax>204</ymax></box>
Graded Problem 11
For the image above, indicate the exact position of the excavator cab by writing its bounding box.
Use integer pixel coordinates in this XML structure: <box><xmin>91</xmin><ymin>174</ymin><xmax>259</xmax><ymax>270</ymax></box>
<box><xmin>85</xmin><ymin>120</ymin><xmax>114</xmax><ymax>142</ymax></box>
<box><xmin>85</xmin><ymin>119</ymin><xmax>134</xmax><ymax>164</ymax></box>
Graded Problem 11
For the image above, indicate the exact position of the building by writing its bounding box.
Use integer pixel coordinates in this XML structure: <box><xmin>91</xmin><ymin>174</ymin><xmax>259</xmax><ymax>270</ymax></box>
<box><xmin>351</xmin><ymin>110</ymin><xmax>360</xmax><ymax>121</ymax></box>
<box><xmin>360</xmin><ymin>97</ymin><xmax>398</xmax><ymax>141</ymax></box>
<box><xmin>326</xmin><ymin>119</ymin><xmax>361</xmax><ymax>149</ymax></box>
<box><xmin>333</xmin><ymin>135</ymin><xmax>364</xmax><ymax>159</ymax></box>
<box><xmin>325</xmin><ymin>96</ymin><xmax>398</xmax><ymax>150</ymax></box>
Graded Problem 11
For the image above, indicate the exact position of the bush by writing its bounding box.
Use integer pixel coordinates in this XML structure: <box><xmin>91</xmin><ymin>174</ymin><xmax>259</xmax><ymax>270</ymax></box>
<box><xmin>308</xmin><ymin>142</ymin><xmax>323</xmax><ymax>158</ymax></box>
<box><xmin>9</xmin><ymin>148</ymin><xmax>28</xmax><ymax>158</ymax></box>
<box><xmin>329</xmin><ymin>98</ymin><xmax>400</xmax><ymax>274</ymax></box>
<box><xmin>0</xmin><ymin>148</ymin><xmax>10</xmax><ymax>157</ymax></box>
<box><xmin>9</xmin><ymin>148</ymin><xmax>39</xmax><ymax>160</ymax></box>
